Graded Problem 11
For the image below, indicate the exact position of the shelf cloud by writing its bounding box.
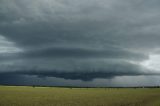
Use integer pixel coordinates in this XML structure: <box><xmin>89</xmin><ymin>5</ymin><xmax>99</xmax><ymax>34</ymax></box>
<box><xmin>1</xmin><ymin>0</ymin><xmax>160</xmax><ymax>86</ymax></box>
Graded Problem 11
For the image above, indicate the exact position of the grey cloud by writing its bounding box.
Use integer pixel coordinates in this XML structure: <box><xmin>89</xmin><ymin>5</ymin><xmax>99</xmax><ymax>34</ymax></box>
<box><xmin>1</xmin><ymin>0</ymin><xmax>160</xmax><ymax>50</ymax></box>
<box><xmin>0</xmin><ymin>46</ymin><xmax>148</xmax><ymax>62</ymax></box>
<box><xmin>0</xmin><ymin>59</ymin><xmax>158</xmax><ymax>81</ymax></box>
<box><xmin>0</xmin><ymin>0</ymin><xmax>160</xmax><ymax>86</ymax></box>
<box><xmin>22</xmin><ymin>47</ymin><xmax>148</xmax><ymax>61</ymax></box>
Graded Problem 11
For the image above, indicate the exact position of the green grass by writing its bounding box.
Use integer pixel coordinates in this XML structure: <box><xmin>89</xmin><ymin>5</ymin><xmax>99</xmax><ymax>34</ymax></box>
<box><xmin>0</xmin><ymin>86</ymin><xmax>160</xmax><ymax>106</ymax></box>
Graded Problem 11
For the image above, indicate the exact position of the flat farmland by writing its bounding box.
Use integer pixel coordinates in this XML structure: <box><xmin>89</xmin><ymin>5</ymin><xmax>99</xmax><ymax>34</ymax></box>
<box><xmin>0</xmin><ymin>86</ymin><xmax>160</xmax><ymax>106</ymax></box>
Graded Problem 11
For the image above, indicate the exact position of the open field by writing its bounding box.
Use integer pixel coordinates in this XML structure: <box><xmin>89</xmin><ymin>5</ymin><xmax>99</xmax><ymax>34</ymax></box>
<box><xmin>0</xmin><ymin>86</ymin><xmax>160</xmax><ymax>106</ymax></box>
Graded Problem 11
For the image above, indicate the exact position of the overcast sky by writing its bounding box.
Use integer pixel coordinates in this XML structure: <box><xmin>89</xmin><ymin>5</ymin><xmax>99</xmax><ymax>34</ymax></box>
<box><xmin>0</xmin><ymin>0</ymin><xmax>160</xmax><ymax>87</ymax></box>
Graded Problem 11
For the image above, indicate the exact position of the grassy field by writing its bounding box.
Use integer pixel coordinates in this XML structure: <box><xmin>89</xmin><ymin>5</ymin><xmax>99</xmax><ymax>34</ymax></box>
<box><xmin>0</xmin><ymin>86</ymin><xmax>160</xmax><ymax>106</ymax></box>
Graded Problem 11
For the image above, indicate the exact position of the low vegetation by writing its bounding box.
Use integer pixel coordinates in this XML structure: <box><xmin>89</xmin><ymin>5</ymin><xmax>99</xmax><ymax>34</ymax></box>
<box><xmin>0</xmin><ymin>86</ymin><xmax>160</xmax><ymax>106</ymax></box>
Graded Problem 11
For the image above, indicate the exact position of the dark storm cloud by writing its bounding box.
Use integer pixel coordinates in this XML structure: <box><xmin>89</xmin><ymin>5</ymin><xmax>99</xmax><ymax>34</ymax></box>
<box><xmin>0</xmin><ymin>0</ymin><xmax>160</xmax><ymax>85</ymax></box>
<box><xmin>1</xmin><ymin>0</ymin><xmax>159</xmax><ymax>50</ymax></box>
<box><xmin>0</xmin><ymin>71</ymin><xmax>151</xmax><ymax>82</ymax></box>
<box><xmin>21</xmin><ymin>47</ymin><xmax>148</xmax><ymax>61</ymax></box>
<box><xmin>0</xmin><ymin>46</ymin><xmax>148</xmax><ymax>62</ymax></box>
<box><xmin>0</xmin><ymin>59</ymin><xmax>158</xmax><ymax>81</ymax></box>
<box><xmin>0</xmin><ymin>73</ymin><xmax>25</xmax><ymax>85</ymax></box>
